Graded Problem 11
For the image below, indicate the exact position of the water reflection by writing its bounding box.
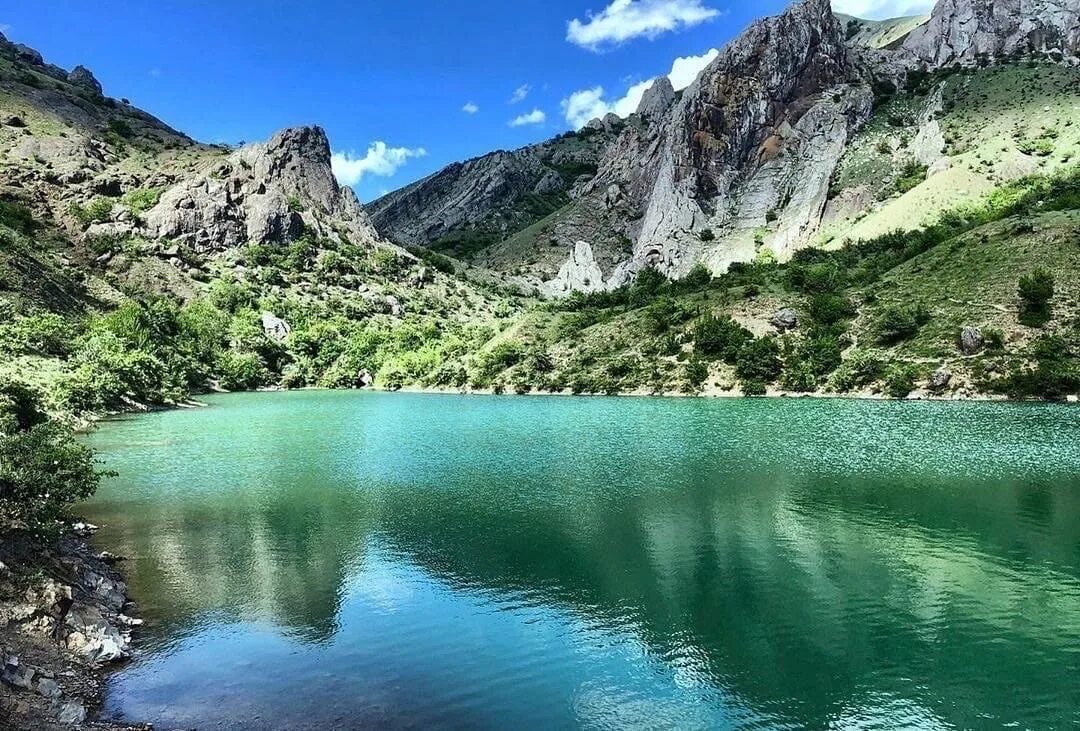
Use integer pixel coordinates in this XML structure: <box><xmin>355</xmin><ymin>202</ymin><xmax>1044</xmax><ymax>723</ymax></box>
<box><xmin>83</xmin><ymin>392</ymin><xmax>1080</xmax><ymax>729</ymax></box>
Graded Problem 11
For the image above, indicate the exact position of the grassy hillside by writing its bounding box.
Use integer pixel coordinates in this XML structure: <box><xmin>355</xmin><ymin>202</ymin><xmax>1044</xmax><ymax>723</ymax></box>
<box><xmin>461</xmin><ymin>167</ymin><xmax>1080</xmax><ymax>400</ymax></box>
<box><xmin>824</xmin><ymin>62</ymin><xmax>1080</xmax><ymax>243</ymax></box>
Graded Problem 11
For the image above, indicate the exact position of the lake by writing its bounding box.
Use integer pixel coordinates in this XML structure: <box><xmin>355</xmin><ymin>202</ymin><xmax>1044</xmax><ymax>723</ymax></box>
<box><xmin>81</xmin><ymin>391</ymin><xmax>1080</xmax><ymax>729</ymax></box>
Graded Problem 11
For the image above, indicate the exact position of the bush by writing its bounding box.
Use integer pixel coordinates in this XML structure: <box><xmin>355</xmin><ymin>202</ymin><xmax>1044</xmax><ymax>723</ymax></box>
<box><xmin>122</xmin><ymin>187</ymin><xmax>163</xmax><ymax>214</ymax></box>
<box><xmin>829</xmin><ymin>350</ymin><xmax>884</xmax><ymax>392</ymax></box>
<box><xmin>807</xmin><ymin>293</ymin><xmax>855</xmax><ymax>326</ymax></box>
<box><xmin>894</xmin><ymin>161</ymin><xmax>928</xmax><ymax>194</ymax></box>
<box><xmin>693</xmin><ymin>315</ymin><xmax>753</xmax><ymax>363</ymax></box>
<box><xmin>741</xmin><ymin>379</ymin><xmax>767</xmax><ymax>396</ymax></box>
<box><xmin>875</xmin><ymin>303</ymin><xmax>930</xmax><ymax>344</ymax></box>
<box><xmin>1017</xmin><ymin>269</ymin><xmax>1054</xmax><ymax>327</ymax></box>
<box><xmin>70</xmin><ymin>198</ymin><xmax>114</xmax><ymax>227</ymax></box>
<box><xmin>699</xmin><ymin>229</ymin><xmax>715</xmax><ymax>242</ymax></box>
<box><xmin>883</xmin><ymin>363</ymin><xmax>918</xmax><ymax>398</ymax></box>
<box><xmin>0</xmin><ymin>383</ymin><xmax>103</xmax><ymax>535</ymax></box>
<box><xmin>682</xmin><ymin>359</ymin><xmax>708</xmax><ymax>393</ymax></box>
<box><xmin>735</xmin><ymin>337</ymin><xmax>783</xmax><ymax>384</ymax></box>
<box><xmin>681</xmin><ymin>263</ymin><xmax>712</xmax><ymax>288</ymax></box>
<box><xmin>996</xmin><ymin>335</ymin><xmax>1080</xmax><ymax>400</ymax></box>
<box><xmin>218</xmin><ymin>351</ymin><xmax>269</xmax><ymax>391</ymax></box>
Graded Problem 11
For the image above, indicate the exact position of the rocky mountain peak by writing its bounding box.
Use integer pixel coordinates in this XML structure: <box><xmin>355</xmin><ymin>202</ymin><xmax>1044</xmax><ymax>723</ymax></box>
<box><xmin>67</xmin><ymin>65</ymin><xmax>103</xmax><ymax>96</ymax></box>
<box><xmin>635</xmin><ymin>77</ymin><xmax>676</xmax><ymax>120</ymax></box>
<box><xmin>140</xmin><ymin>124</ymin><xmax>380</xmax><ymax>252</ymax></box>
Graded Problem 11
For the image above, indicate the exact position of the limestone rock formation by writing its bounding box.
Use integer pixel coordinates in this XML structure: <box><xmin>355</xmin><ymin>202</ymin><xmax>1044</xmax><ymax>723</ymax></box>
<box><xmin>636</xmin><ymin>78</ymin><xmax>676</xmax><ymax>121</ymax></box>
<box><xmin>145</xmin><ymin>126</ymin><xmax>379</xmax><ymax>252</ymax></box>
<box><xmin>541</xmin><ymin>241</ymin><xmax>606</xmax><ymax>297</ymax></box>
<box><xmin>366</xmin><ymin>0</ymin><xmax>1078</xmax><ymax>296</ymax></box>
<box><xmin>903</xmin><ymin>0</ymin><xmax>1080</xmax><ymax>66</ymax></box>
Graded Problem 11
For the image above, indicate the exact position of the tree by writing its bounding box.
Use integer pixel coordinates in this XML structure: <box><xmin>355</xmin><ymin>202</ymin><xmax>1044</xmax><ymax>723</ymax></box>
<box><xmin>1018</xmin><ymin>269</ymin><xmax>1055</xmax><ymax>327</ymax></box>
<box><xmin>0</xmin><ymin>381</ymin><xmax>104</xmax><ymax>535</ymax></box>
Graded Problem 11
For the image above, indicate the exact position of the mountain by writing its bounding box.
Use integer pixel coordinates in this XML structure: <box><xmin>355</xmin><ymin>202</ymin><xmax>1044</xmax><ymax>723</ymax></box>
<box><xmin>0</xmin><ymin>0</ymin><xmax>1077</xmax><ymax>417</ymax></box>
<box><xmin>371</xmin><ymin>0</ymin><xmax>1080</xmax><ymax>296</ymax></box>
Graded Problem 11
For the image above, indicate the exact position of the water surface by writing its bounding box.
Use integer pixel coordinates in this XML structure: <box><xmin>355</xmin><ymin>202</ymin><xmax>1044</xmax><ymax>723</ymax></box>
<box><xmin>82</xmin><ymin>392</ymin><xmax>1080</xmax><ymax>729</ymax></box>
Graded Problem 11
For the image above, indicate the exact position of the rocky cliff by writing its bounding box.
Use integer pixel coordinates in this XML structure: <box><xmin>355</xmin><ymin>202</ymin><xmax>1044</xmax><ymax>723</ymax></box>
<box><xmin>903</xmin><ymin>0</ymin><xmax>1080</xmax><ymax>66</ymax></box>
<box><xmin>370</xmin><ymin>0</ymin><xmax>1080</xmax><ymax>296</ymax></box>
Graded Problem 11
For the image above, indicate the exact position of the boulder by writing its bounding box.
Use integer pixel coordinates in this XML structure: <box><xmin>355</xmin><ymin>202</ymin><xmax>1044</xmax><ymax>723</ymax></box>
<box><xmin>770</xmin><ymin>308</ymin><xmax>799</xmax><ymax>331</ymax></box>
<box><xmin>1</xmin><ymin>656</ymin><xmax>34</xmax><ymax>690</ymax></box>
<box><xmin>959</xmin><ymin>327</ymin><xmax>984</xmax><ymax>355</ymax></box>
<box><xmin>57</xmin><ymin>701</ymin><xmax>87</xmax><ymax>725</ymax></box>
<box><xmin>35</xmin><ymin>676</ymin><xmax>61</xmax><ymax>700</ymax></box>
<box><xmin>260</xmin><ymin>312</ymin><xmax>291</xmax><ymax>342</ymax></box>
<box><xmin>64</xmin><ymin>604</ymin><xmax>128</xmax><ymax>666</ymax></box>
<box><xmin>385</xmin><ymin>295</ymin><xmax>405</xmax><ymax>317</ymax></box>
<box><xmin>927</xmin><ymin>368</ymin><xmax>952</xmax><ymax>393</ymax></box>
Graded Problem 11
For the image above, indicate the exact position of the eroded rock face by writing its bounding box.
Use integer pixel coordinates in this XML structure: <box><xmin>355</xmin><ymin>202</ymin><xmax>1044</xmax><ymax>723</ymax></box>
<box><xmin>541</xmin><ymin>241</ymin><xmax>606</xmax><ymax>297</ymax></box>
<box><xmin>903</xmin><ymin>0</ymin><xmax>1080</xmax><ymax>67</ymax></box>
<box><xmin>144</xmin><ymin>126</ymin><xmax>380</xmax><ymax>253</ymax></box>
<box><xmin>581</xmin><ymin>0</ymin><xmax>864</xmax><ymax>280</ymax></box>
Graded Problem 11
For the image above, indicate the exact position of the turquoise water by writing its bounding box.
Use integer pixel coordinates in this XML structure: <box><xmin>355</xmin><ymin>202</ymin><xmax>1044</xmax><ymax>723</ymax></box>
<box><xmin>82</xmin><ymin>391</ymin><xmax>1080</xmax><ymax>729</ymax></box>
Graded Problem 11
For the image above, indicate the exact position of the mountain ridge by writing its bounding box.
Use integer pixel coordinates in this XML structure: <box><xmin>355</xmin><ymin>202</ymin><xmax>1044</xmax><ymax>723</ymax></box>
<box><xmin>371</xmin><ymin>0</ymin><xmax>1080</xmax><ymax>296</ymax></box>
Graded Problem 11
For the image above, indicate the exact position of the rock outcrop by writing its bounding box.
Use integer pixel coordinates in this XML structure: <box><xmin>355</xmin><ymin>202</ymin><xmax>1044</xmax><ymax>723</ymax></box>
<box><xmin>540</xmin><ymin>241</ymin><xmax>606</xmax><ymax>297</ymax></box>
<box><xmin>903</xmin><ymin>0</ymin><xmax>1080</xmax><ymax>67</ymax></box>
<box><xmin>144</xmin><ymin>126</ymin><xmax>380</xmax><ymax>253</ymax></box>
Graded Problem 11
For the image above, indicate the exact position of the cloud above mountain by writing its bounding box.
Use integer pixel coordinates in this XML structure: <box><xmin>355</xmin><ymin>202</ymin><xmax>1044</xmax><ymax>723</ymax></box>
<box><xmin>567</xmin><ymin>0</ymin><xmax>720</xmax><ymax>51</ymax></box>
<box><xmin>331</xmin><ymin>142</ymin><xmax>427</xmax><ymax>186</ymax></box>
<box><xmin>561</xmin><ymin>47</ymin><xmax>718</xmax><ymax>128</ymax></box>
<box><xmin>830</xmin><ymin>0</ymin><xmax>934</xmax><ymax>20</ymax></box>
<box><xmin>509</xmin><ymin>109</ymin><xmax>546</xmax><ymax>127</ymax></box>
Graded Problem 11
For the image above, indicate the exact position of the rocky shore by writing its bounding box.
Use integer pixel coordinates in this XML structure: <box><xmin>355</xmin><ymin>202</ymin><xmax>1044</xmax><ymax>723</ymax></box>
<box><xmin>0</xmin><ymin>526</ymin><xmax>146</xmax><ymax>730</ymax></box>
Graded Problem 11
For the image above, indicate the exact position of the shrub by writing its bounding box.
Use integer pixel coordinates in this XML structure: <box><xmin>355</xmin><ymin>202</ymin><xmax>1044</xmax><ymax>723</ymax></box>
<box><xmin>218</xmin><ymin>351</ymin><xmax>269</xmax><ymax>391</ymax></box>
<box><xmin>735</xmin><ymin>338</ymin><xmax>783</xmax><ymax>384</ymax></box>
<box><xmin>699</xmin><ymin>229</ymin><xmax>715</xmax><ymax>242</ymax></box>
<box><xmin>0</xmin><ymin>383</ymin><xmax>103</xmax><ymax>535</ymax></box>
<box><xmin>996</xmin><ymin>335</ymin><xmax>1080</xmax><ymax>400</ymax></box>
<box><xmin>681</xmin><ymin>263</ymin><xmax>712</xmax><ymax>288</ymax></box>
<box><xmin>741</xmin><ymin>379</ymin><xmax>767</xmax><ymax>396</ymax></box>
<box><xmin>70</xmin><ymin>198</ymin><xmax>114</xmax><ymax>227</ymax></box>
<box><xmin>287</xmin><ymin>196</ymin><xmax>305</xmax><ymax>213</ymax></box>
<box><xmin>829</xmin><ymin>350</ymin><xmax>884</xmax><ymax>392</ymax></box>
<box><xmin>807</xmin><ymin>293</ymin><xmax>855</xmax><ymax>326</ymax></box>
<box><xmin>1017</xmin><ymin>269</ymin><xmax>1054</xmax><ymax>327</ymax></box>
<box><xmin>779</xmin><ymin>356</ymin><xmax>817</xmax><ymax>392</ymax></box>
<box><xmin>122</xmin><ymin>187</ymin><xmax>163</xmax><ymax>214</ymax></box>
<box><xmin>894</xmin><ymin>161</ymin><xmax>928</xmax><ymax>194</ymax></box>
<box><xmin>875</xmin><ymin>303</ymin><xmax>930</xmax><ymax>344</ymax></box>
<box><xmin>682</xmin><ymin>359</ymin><xmax>708</xmax><ymax>393</ymax></box>
<box><xmin>693</xmin><ymin>315</ymin><xmax>753</xmax><ymax>363</ymax></box>
<box><xmin>883</xmin><ymin>363</ymin><xmax>918</xmax><ymax>398</ymax></box>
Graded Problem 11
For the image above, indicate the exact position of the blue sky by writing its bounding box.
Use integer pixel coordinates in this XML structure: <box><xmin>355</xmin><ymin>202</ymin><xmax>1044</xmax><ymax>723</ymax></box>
<box><xmin>1</xmin><ymin>0</ymin><xmax>932</xmax><ymax>201</ymax></box>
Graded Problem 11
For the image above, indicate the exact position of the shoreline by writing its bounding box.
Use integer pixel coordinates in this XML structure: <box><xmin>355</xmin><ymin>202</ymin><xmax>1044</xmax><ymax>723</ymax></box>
<box><xmin>0</xmin><ymin>528</ymin><xmax>146</xmax><ymax>730</ymax></box>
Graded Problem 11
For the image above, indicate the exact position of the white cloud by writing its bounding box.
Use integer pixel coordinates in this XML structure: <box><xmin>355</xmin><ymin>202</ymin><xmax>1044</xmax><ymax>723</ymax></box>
<box><xmin>509</xmin><ymin>109</ymin><xmax>546</xmax><ymax>127</ymax></box>
<box><xmin>462</xmin><ymin>102</ymin><xmax>479</xmax><ymax>114</ymax></box>
<box><xmin>668</xmin><ymin>48</ymin><xmax>719</xmax><ymax>88</ymax></box>
<box><xmin>830</xmin><ymin>0</ymin><xmax>933</xmax><ymax>20</ymax></box>
<box><xmin>509</xmin><ymin>84</ymin><xmax>531</xmax><ymax>104</ymax></box>
<box><xmin>560</xmin><ymin>47</ymin><xmax>718</xmax><ymax>128</ymax></box>
<box><xmin>330</xmin><ymin>142</ymin><xmax>427</xmax><ymax>186</ymax></box>
<box><xmin>567</xmin><ymin>0</ymin><xmax>720</xmax><ymax>51</ymax></box>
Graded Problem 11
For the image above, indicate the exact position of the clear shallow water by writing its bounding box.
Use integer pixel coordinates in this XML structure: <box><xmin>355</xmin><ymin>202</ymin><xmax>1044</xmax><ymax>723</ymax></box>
<box><xmin>81</xmin><ymin>391</ymin><xmax>1080</xmax><ymax>730</ymax></box>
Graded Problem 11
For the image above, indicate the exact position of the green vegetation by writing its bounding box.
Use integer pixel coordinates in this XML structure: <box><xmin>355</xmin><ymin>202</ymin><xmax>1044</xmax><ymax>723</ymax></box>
<box><xmin>0</xmin><ymin>380</ymin><xmax>104</xmax><ymax>535</ymax></box>
<box><xmin>1017</xmin><ymin>269</ymin><xmax>1054</xmax><ymax>327</ymax></box>
<box><xmin>123</xmin><ymin>187</ymin><xmax>163</xmax><ymax>215</ymax></box>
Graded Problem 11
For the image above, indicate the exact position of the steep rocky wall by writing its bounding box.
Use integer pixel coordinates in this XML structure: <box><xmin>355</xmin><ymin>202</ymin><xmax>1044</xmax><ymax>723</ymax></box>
<box><xmin>904</xmin><ymin>0</ymin><xmax>1080</xmax><ymax>66</ymax></box>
